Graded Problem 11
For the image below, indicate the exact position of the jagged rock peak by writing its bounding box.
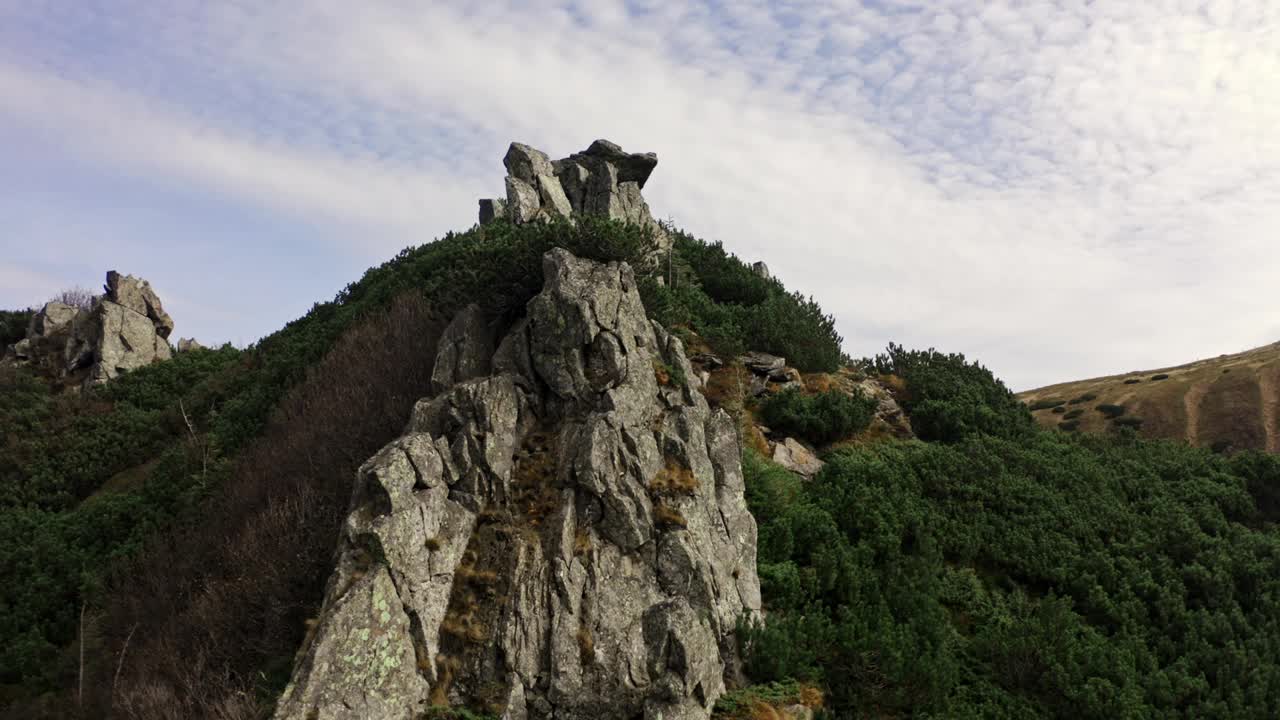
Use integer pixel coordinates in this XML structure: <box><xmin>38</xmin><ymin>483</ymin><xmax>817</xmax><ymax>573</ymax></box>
<box><xmin>274</xmin><ymin>248</ymin><xmax>760</xmax><ymax>720</ymax></box>
<box><xmin>478</xmin><ymin>139</ymin><xmax>669</xmax><ymax>251</ymax></box>
<box><xmin>2</xmin><ymin>270</ymin><xmax>175</xmax><ymax>388</ymax></box>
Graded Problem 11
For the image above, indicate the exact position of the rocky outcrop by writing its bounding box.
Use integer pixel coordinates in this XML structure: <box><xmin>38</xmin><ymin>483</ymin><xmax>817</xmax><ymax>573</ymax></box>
<box><xmin>771</xmin><ymin>437</ymin><xmax>824</xmax><ymax>478</ymax></box>
<box><xmin>275</xmin><ymin>249</ymin><xmax>760</xmax><ymax>720</ymax></box>
<box><xmin>2</xmin><ymin>272</ymin><xmax>175</xmax><ymax>388</ymax></box>
<box><xmin>478</xmin><ymin>140</ymin><xmax>670</xmax><ymax>254</ymax></box>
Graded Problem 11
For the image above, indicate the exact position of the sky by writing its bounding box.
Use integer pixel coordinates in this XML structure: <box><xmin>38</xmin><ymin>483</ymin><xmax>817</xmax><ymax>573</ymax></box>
<box><xmin>1</xmin><ymin>1</ymin><xmax>1278</xmax><ymax>391</ymax></box>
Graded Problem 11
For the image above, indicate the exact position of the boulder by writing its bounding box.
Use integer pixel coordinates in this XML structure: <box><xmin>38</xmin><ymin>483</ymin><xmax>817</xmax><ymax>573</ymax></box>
<box><xmin>431</xmin><ymin>304</ymin><xmax>496</xmax><ymax>394</ymax></box>
<box><xmin>276</xmin><ymin>249</ymin><xmax>760</xmax><ymax>720</ymax></box>
<box><xmin>29</xmin><ymin>302</ymin><xmax>79</xmax><ymax>336</ymax></box>
<box><xmin>176</xmin><ymin>337</ymin><xmax>205</xmax><ymax>352</ymax></box>
<box><xmin>771</xmin><ymin>437</ymin><xmax>824</xmax><ymax>478</ymax></box>
<box><xmin>573</xmin><ymin>139</ymin><xmax>658</xmax><ymax>189</ymax></box>
<box><xmin>106</xmin><ymin>271</ymin><xmax>174</xmax><ymax>338</ymax></box>
<box><xmin>739</xmin><ymin>352</ymin><xmax>786</xmax><ymax>375</ymax></box>
<box><xmin>504</xmin><ymin>143</ymin><xmax>556</xmax><ymax>183</ymax></box>
<box><xmin>750</xmin><ymin>262</ymin><xmax>771</xmax><ymax>280</ymax></box>
<box><xmin>479</xmin><ymin>198</ymin><xmax>508</xmax><ymax>224</ymax></box>
<box><xmin>506</xmin><ymin>176</ymin><xmax>543</xmax><ymax>224</ymax></box>
<box><xmin>91</xmin><ymin>300</ymin><xmax>172</xmax><ymax>383</ymax></box>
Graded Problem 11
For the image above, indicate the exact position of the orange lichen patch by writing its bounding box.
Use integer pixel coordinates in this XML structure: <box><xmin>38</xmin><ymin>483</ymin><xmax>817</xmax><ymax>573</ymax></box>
<box><xmin>653</xmin><ymin>501</ymin><xmax>687</xmax><ymax>529</ymax></box>
<box><xmin>649</xmin><ymin>458</ymin><xmax>699</xmax><ymax>496</ymax></box>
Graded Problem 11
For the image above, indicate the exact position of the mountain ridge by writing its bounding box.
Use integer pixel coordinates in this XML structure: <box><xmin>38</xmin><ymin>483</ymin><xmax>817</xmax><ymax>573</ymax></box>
<box><xmin>1018</xmin><ymin>340</ymin><xmax>1280</xmax><ymax>451</ymax></box>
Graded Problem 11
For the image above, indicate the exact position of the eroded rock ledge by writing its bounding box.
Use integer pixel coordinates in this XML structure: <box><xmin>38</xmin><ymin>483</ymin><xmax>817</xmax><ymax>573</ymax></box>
<box><xmin>274</xmin><ymin>249</ymin><xmax>761</xmax><ymax>720</ymax></box>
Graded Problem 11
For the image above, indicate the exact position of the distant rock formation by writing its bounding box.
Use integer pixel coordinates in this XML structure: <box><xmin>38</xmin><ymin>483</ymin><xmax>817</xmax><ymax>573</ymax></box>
<box><xmin>3</xmin><ymin>271</ymin><xmax>175</xmax><ymax>388</ymax></box>
<box><xmin>273</xmin><ymin>249</ymin><xmax>760</xmax><ymax>720</ymax></box>
<box><xmin>478</xmin><ymin>140</ymin><xmax>671</xmax><ymax>252</ymax></box>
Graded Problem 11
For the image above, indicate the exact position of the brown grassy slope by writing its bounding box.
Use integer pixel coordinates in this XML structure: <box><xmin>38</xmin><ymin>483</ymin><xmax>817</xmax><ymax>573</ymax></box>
<box><xmin>1017</xmin><ymin>341</ymin><xmax>1280</xmax><ymax>452</ymax></box>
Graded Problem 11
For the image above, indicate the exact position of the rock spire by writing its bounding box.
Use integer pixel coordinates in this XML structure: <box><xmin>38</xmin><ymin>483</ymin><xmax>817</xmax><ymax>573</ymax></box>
<box><xmin>274</xmin><ymin>249</ymin><xmax>760</xmax><ymax>720</ymax></box>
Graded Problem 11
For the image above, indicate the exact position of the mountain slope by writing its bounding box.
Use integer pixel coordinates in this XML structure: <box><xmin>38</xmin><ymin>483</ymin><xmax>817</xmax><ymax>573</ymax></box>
<box><xmin>1018</xmin><ymin>341</ymin><xmax>1280</xmax><ymax>452</ymax></box>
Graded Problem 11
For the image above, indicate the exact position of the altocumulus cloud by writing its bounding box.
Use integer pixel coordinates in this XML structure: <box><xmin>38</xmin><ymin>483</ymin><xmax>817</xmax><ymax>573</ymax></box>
<box><xmin>1</xmin><ymin>0</ymin><xmax>1277</xmax><ymax>389</ymax></box>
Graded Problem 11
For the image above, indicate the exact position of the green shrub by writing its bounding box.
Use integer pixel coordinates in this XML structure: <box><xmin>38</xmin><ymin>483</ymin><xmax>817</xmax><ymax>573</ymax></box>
<box><xmin>1058</xmin><ymin>420</ymin><xmax>1080</xmax><ymax>431</ymax></box>
<box><xmin>759</xmin><ymin>388</ymin><xmax>876</xmax><ymax>446</ymax></box>
<box><xmin>1113</xmin><ymin>416</ymin><xmax>1144</xmax><ymax>429</ymax></box>
<box><xmin>641</xmin><ymin>230</ymin><xmax>844</xmax><ymax>372</ymax></box>
<box><xmin>1062</xmin><ymin>408</ymin><xmax>1083</xmax><ymax>420</ymax></box>
<box><xmin>0</xmin><ymin>308</ymin><xmax>32</xmax><ymax>348</ymax></box>
<box><xmin>867</xmin><ymin>343</ymin><xmax>1032</xmax><ymax>443</ymax></box>
<box><xmin>1124</xmin><ymin>378</ymin><xmax>1141</xmax><ymax>385</ymax></box>
<box><xmin>1051</xmin><ymin>406</ymin><xmax>1066</xmax><ymax>414</ymax></box>
<box><xmin>1068</xmin><ymin>393</ymin><xmax>1097</xmax><ymax>404</ymax></box>
<box><xmin>1029</xmin><ymin>398</ymin><xmax>1066</xmax><ymax>411</ymax></box>
<box><xmin>713</xmin><ymin>679</ymin><xmax>814</xmax><ymax>718</ymax></box>
<box><xmin>1150</xmin><ymin>373</ymin><xmax>1169</xmax><ymax>381</ymax></box>
<box><xmin>741</xmin><ymin>431</ymin><xmax>1280</xmax><ymax>718</ymax></box>
<box><xmin>1096</xmin><ymin>404</ymin><xmax>1126</xmax><ymax>419</ymax></box>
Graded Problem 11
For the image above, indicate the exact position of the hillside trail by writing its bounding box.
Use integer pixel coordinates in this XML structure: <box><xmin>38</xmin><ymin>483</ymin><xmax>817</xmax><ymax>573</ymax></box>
<box><xmin>1260</xmin><ymin>367</ymin><xmax>1278</xmax><ymax>452</ymax></box>
<box><xmin>1183</xmin><ymin>382</ymin><xmax>1207</xmax><ymax>446</ymax></box>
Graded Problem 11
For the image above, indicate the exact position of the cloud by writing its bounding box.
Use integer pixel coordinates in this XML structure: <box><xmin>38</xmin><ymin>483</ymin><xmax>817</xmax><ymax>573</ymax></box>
<box><xmin>1</xmin><ymin>1</ymin><xmax>1278</xmax><ymax>389</ymax></box>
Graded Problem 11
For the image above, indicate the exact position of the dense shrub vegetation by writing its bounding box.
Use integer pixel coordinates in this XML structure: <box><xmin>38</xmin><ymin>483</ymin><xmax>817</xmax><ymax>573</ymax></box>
<box><xmin>868</xmin><ymin>343</ymin><xmax>1032</xmax><ymax>442</ymax></box>
<box><xmin>741</xmin><ymin>348</ymin><xmax>1280</xmax><ymax>718</ymax></box>
<box><xmin>0</xmin><ymin>347</ymin><xmax>243</xmax><ymax>700</ymax></box>
<box><xmin>6</xmin><ymin>217</ymin><xmax>1280</xmax><ymax>720</ymax></box>
<box><xmin>0</xmin><ymin>309</ymin><xmax>32</xmax><ymax>348</ymax></box>
<box><xmin>640</xmin><ymin>230</ymin><xmax>844</xmax><ymax>372</ymax></box>
<box><xmin>759</xmin><ymin>387</ymin><xmax>877</xmax><ymax>445</ymax></box>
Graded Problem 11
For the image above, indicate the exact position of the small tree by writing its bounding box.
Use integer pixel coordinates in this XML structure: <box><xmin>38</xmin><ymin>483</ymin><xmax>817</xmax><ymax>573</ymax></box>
<box><xmin>51</xmin><ymin>287</ymin><xmax>97</xmax><ymax>310</ymax></box>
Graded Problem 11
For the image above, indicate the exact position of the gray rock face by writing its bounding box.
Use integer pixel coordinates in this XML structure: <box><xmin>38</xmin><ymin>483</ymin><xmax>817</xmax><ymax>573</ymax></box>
<box><xmin>275</xmin><ymin>249</ymin><xmax>760</xmax><ymax>720</ymax></box>
<box><xmin>771</xmin><ymin>437</ymin><xmax>824</xmax><ymax>478</ymax></box>
<box><xmin>2</xmin><ymin>271</ymin><xmax>175</xmax><ymax>388</ymax></box>
<box><xmin>478</xmin><ymin>140</ymin><xmax>671</xmax><ymax>255</ymax></box>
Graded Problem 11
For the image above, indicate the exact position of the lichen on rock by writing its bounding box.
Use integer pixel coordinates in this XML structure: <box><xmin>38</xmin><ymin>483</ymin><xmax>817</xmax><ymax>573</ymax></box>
<box><xmin>274</xmin><ymin>248</ymin><xmax>761</xmax><ymax>720</ymax></box>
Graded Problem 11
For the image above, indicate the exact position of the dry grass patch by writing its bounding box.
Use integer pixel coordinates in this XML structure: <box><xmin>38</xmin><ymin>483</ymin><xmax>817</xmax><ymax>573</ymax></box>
<box><xmin>653</xmin><ymin>501</ymin><xmax>687</xmax><ymax>529</ymax></box>
<box><xmin>649</xmin><ymin>458</ymin><xmax>699</xmax><ymax>496</ymax></box>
